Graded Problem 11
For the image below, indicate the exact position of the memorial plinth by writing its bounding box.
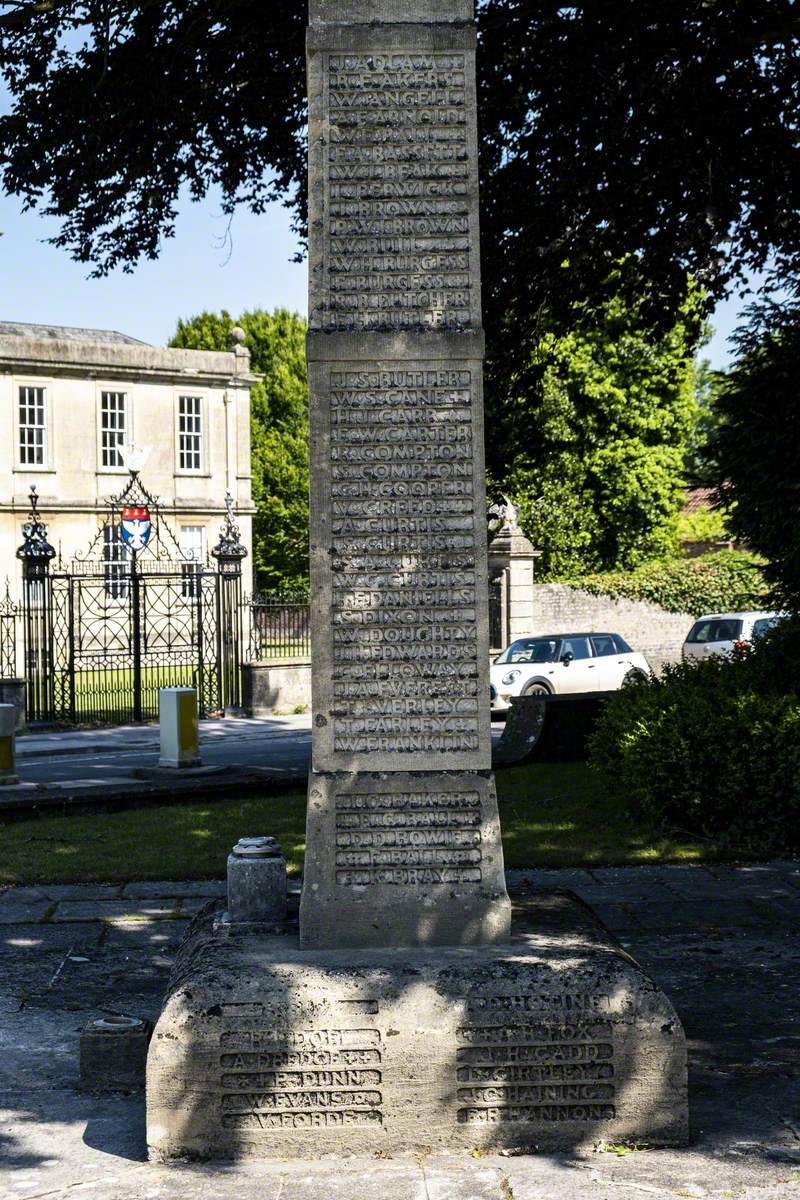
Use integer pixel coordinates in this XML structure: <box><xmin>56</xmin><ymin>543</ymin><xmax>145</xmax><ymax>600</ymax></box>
<box><xmin>146</xmin><ymin>0</ymin><xmax>688</xmax><ymax>1160</ymax></box>
<box><xmin>147</xmin><ymin>899</ymin><xmax>687</xmax><ymax>1159</ymax></box>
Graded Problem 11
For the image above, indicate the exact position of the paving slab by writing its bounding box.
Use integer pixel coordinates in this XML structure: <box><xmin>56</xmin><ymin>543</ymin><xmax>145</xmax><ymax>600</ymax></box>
<box><xmin>51</xmin><ymin>900</ymin><xmax>182</xmax><ymax>923</ymax></box>
<box><xmin>121</xmin><ymin>880</ymin><xmax>226</xmax><ymax>899</ymax></box>
<box><xmin>1</xmin><ymin>869</ymin><xmax>800</xmax><ymax>1199</ymax></box>
<box><xmin>0</xmin><ymin>897</ymin><xmax>53</xmax><ymax>924</ymax></box>
<box><xmin>101</xmin><ymin>919</ymin><xmax>193</xmax><ymax>949</ymax></box>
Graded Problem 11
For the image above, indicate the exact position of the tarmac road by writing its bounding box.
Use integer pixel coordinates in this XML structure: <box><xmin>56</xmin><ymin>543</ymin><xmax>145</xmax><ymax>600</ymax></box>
<box><xmin>11</xmin><ymin>715</ymin><xmax>508</xmax><ymax>792</ymax></box>
<box><xmin>14</xmin><ymin>715</ymin><xmax>314</xmax><ymax>788</ymax></box>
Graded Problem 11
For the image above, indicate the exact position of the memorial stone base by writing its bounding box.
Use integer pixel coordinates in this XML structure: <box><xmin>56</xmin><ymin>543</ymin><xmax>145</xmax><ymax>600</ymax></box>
<box><xmin>146</xmin><ymin>897</ymin><xmax>688</xmax><ymax>1161</ymax></box>
<box><xmin>299</xmin><ymin>770</ymin><xmax>512</xmax><ymax>949</ymax></box>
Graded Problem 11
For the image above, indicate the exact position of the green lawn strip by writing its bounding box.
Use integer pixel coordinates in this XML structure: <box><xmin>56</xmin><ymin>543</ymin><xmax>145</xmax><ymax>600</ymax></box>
<box><xmin>0</xmin><ymin>793</ymin><xmax>308</xmax><ymax>885</ymax></box>
<box><xmin>0</xmin><ymin>762</ymin><xmax>728</xmax><ymax>886</ymax></box>
<box><xmin>497</xmin><ymin>762</ymin><xmax>721</xmax><ymax>868</ymax></box>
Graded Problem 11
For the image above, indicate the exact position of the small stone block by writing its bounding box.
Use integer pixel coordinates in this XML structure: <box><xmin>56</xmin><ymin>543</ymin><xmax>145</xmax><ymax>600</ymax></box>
<box><xmin>80</xmin><ymin>1015</ymin><xmax>152</xmax><ymax>1093</ymax></box>
<box><xmin>227</xmin><ymin>838</ymin><xmax>287</xmax><ymax>925</ymax></box>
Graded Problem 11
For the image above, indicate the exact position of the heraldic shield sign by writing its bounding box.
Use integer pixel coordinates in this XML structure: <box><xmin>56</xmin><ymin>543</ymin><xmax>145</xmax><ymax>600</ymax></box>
<box><xmin>120</xmin><ymin>505</ymin><xmax>152</xmax><ymax>553</ymax></box>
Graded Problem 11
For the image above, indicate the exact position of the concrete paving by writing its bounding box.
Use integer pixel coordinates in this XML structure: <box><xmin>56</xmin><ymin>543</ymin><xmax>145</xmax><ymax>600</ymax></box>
<box><xmin>1</xmin><ymin>864</ymin><xmax>799</xmax><ymax>1198</ymax></box>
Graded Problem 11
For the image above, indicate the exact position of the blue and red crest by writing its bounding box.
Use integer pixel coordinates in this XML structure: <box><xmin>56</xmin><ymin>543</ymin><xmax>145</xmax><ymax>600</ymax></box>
<box><xmin>120</xmin><ymin>505</ymin><xmax>152</xmax><ymax>552</ymax></box>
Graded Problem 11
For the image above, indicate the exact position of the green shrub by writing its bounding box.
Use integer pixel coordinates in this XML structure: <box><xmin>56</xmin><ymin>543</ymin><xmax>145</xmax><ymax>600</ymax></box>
<box><xmin>589</xmin><ymin>619</ymin><xmax>800</xmax><ymax>852</ymax></box>
<box><xmin>561</xmin><ymin>549</ymin><xmax>768</xmax><ymax>616</ymax></box>
<box><xmin>675</xmin><ymin>505</ymin><xmax>731</xmax><ymax>544</ymax></box>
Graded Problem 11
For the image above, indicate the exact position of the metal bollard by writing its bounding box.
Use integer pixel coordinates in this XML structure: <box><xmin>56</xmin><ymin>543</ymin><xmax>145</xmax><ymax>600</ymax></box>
<box><xmin>157</xmin><ymin>687</ymin><xmax>201</xmax><ymax>768</ymax></box>
<box><xmin>227</xmin><ymin>836</ymin><xmax>287</xmax><ymax>925</ymax></box>
<box><xmin>0</xmin><ymin>704</ymin><xmax>19</xmax><ymax>784</ymax></box>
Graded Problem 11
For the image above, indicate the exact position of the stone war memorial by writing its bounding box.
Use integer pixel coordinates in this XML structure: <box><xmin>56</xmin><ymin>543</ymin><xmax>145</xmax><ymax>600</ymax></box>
<box><xmin>146</xmin><ymin>0</ymin><xmax>688</xmax><ymax>1159</ymax></box>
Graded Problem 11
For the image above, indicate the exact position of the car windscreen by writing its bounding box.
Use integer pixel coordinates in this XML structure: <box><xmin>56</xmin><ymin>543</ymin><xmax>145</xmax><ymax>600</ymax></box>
<box><xmin>686</xmin><ymin>618</ymin><xmax>744</xmax><ymax>644</ymax></box>
<box><xmin>495</xmin><ymin>638</ymin><xmax>560</xmax><ymax>664</ymax></box>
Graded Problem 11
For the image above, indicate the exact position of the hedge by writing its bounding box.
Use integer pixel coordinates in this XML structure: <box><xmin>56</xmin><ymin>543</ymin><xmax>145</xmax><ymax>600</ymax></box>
<box><xmin>589</xmin><ymin>618</ymin><xmax>800</xmax><ymax>852</ymax></box>
<box><xmin>559</xmin><ymin>549</ymin><xmax>768</xmax><ymax>616</ymax></box>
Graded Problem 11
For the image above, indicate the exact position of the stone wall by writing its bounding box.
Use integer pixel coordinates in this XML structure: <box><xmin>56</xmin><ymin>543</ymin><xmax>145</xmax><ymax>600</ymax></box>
<box><xmin>532</xmin><ymin>584</ymin><xmax>695</xmax><ymax>674</ymax></box>
<box><xmin>241</xmin><ymin>661</ymin><xmax>311</xmax><ymax>716</ymax></box>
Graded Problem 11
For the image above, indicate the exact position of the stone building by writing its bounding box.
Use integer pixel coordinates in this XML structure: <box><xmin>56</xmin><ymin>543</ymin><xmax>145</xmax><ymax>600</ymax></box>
<box><xmin>0</xmin><ymin>322</ymin><xmax>256</xmax><ymax>596</ymax></box>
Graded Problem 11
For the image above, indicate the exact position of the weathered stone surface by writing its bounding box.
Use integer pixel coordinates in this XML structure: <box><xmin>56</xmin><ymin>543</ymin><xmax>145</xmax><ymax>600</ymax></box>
<box><xmin>225</xmin><ymin>839</ymin><xmax>287</xmax><ymax>927</ymax></box>
<box><xmin>307</xmin><ymin>334</ymin><xmax>491</xmax><ymax>775</ymax></box>
<box><xmin>302</xmin><ymin>0</ymin><xmax>510</xmax><ymax>950</ymax></box>
<box><xmin>147</xmin><ymin>898</ymin><xmax>687</xmax><ymax>1160</ymax></box>
<box><xmin>80</xmin><ymin>1014</ymin><xmax>152</xmax><ymax>1093</ymax></box>
<box><xmin>300</xmin><ymin>770</ymin><xmax>510</xmax><ymax>947</ymax></box>
<box><xmin>144</xmin><ymin>1</ymin><xmax>687</xmax><ymax>1164</ymax></box>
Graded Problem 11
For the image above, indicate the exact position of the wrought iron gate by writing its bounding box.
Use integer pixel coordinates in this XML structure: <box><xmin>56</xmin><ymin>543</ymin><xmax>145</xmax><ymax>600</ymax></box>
<box><xmin>17</xmin><ymin>477</ymin><xmax>246</xmax><ymax>725</ymax></box>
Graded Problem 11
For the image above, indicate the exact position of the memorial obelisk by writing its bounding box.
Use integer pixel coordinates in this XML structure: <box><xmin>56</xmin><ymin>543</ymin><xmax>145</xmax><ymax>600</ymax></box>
<box><xmin>146</xmin><ymin>0</ymin><xmax>688</xmax><ymax>1161</ymax></box>
<box><xmin>300</xmin><ymin>0</ymin><xmax>511</xmax><ymax>948</ymax></box>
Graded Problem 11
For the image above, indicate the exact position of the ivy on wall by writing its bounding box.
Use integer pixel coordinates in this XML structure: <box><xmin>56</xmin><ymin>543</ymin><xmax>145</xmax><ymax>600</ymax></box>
<box><xmin>559</xmin><ymin>550</ymin><xmax>768</xmax><ymax>617</ymax></box>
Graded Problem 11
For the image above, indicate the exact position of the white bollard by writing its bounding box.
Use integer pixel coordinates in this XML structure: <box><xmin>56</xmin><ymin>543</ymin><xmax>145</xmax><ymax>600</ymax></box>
<box><xmin>157</xmin><ymin>687</ymin><xmax>201</xmax><ymax>769</ymax></box>
<box><xmin>0</xmin><ymin>704</ymin><xmax>19</xmax><ymax>785</ymax></box>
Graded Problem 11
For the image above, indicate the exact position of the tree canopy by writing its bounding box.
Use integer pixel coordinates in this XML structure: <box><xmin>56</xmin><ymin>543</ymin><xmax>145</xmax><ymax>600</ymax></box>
<box><xmin>501</xmin><ymin>268</ymin><xmax>702</xmax><ymax>577</ymax></box>
<box><xmin>170</xmin><ymin>308</ymin><xmax>309</xmax><ymax>592</ymax></box>
<box><xmin>716</xmin><ymin>301</ymin><xmax>800</xmax><ymax>611</ymax></box>
<box><xmin>0</xmin><ymin>1</ymin><xmax>797</xmax><ymax>337</ymax></box>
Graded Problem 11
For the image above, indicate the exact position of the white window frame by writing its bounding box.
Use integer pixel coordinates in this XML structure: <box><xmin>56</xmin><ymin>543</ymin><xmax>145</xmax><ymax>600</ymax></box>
<box><xmin>97</xmin><ymin>387</ymin><xmax>130</xmax><ymax>473</ymax></box>
<box><xmin>176</xmin><ymin>393</ymin><xmax>205</xmax><ymax>474</ymax></box>
<box><xmin>102</xmin><ymin>526</ymin><xmax>131</xmax><ymax>600</ymax></box>
<box><xmin>15</xmin><ymin>382</ymin><xmax>51</xmax><ymax>471</ymax></box>
<box><xmin>180</xmin><ymin>525</ymin><xmax>205</xmax><ymax>598</ymax></box>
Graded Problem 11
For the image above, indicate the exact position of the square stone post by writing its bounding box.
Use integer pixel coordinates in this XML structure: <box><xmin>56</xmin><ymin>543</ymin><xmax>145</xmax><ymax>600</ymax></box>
<box><xmin>300</xmin><ymin>0</ymin><xmax>511</xmax><ymax>948</ymax></box>
<box><xmin>488</xmin><ymin>508</ymin><xmax>542</xmax><ymax>647</ymax></box>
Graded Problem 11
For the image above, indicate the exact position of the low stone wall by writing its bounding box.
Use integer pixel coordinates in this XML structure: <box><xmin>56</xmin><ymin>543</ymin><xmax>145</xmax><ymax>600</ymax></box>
<box><xmin>241</xmin><ymin>661</ymin><xmax>311</xmax><ymax>716</ymax></box>
<box><xmin>532</xmin><ymin>585</ymin><xmax>695</xmax><ymax>674</ymax></box>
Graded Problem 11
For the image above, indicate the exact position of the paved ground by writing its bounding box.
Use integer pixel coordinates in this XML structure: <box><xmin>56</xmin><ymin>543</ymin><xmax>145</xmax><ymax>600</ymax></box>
<box><xmin>1</xmin><ymin>863</ymin><xmax>799</xmax><ymax>1198</ymax></box>
<box><xmin>14</xmin><ymin>714</ymin><xmax>313</xmax><ymax>783</ymax></box>
<box><xmin>0</xmin><ymin>716</ymin><xmax>314</xmax><ymax>811</ymax></box>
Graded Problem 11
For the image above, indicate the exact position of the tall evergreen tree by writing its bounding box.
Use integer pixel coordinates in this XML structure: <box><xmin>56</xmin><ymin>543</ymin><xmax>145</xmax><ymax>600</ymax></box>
<box><xmin>171</xmin><ymin>308</ymin><xmax>309</xmax><ymax>591</ymax></box>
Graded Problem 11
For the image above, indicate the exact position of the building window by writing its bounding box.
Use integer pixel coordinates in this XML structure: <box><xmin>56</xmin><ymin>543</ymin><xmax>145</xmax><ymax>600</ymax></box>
<box><xmin>101</xmin><ymin>391</ymin><xmax>127</xmax><ymax>468</ymax></box>
<box><xmin>19</xmin><ymin>386</ymin><xmax>47</xmax><ymax>466</ymax></box>
<box><xmin>180</xmin><ymin>525</ymin><xmax>204</xmax><ymax>597</ymax></box>
<box><xmin>178</xmin><ymin>395</ymin><xmax>203</xmax><ymax>471</ymax></box>
<box><xmin>103</xmin><ymin>526</ymin><xmax>130</xmax><ymax>599</ymax></box>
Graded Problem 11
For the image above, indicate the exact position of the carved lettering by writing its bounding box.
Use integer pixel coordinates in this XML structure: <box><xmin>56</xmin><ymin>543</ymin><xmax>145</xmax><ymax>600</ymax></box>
<box><xmin>317</xmin><ymin>51</ymin><xmax>475</xmax><ymax>332</ymax></box>
<box><xmin>219</xmin><ymin>1028</ymin><xmax>384</xmax><ymax>1132</ymax></box>
<box><xmin>454</xmin><ymin>1019</ymin><xmax>617</xmax><ymax>1126</ymax></box>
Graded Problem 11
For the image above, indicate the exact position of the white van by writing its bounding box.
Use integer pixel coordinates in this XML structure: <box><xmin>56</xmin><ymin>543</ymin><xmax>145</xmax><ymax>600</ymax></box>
<box><xmin>682</xmin><ymin>611</ymin><xmax>783</xmax><ymax>661</ymax></box>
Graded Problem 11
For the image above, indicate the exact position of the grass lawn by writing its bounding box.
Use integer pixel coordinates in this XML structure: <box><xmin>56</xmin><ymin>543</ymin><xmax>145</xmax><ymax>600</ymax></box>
<box><xmin>0</xmin><ymin>762</ymin><xmax>730</xmax><ymax>886</ymax></box>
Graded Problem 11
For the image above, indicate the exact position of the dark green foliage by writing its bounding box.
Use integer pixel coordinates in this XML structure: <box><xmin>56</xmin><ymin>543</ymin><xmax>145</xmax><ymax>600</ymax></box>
<box><xmin>170</xmin><ymin>308</ymin><xmax>309</xmax><ymax>590</ymax></box>
<box><xmin>564</xmin><ymin>550</ymin><xmax>768</xmax><ymax>617</ymax></box>
<box><xmin>685</xmin><ymin>357</ymin><xmax>728</xmax><ymax>486</ymax></box>
<box><xmin>1</xmin><ymin>2</ymin><xmax>797</xmax><ymax>331</ymax></box>
<box><xmin>590</xmin><ymin>619</ymin><xmax>800</xmax><ymax>852</ymax></box>
<box><xmin>716</xmin><ymin>302</ymin><xmax>800</xmax><ymax>610</ymax></box>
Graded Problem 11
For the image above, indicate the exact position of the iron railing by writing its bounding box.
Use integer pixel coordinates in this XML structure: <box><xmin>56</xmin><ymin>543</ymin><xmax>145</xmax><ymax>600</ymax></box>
<box><xmin>0</xmin><ymin>582</ymin><xmax>18</xmax><ymax>678</ymax></box>
<box><xmin>247</xmin><ymin>592</ymin><xmax>310</xmax><ymax>661</ymax></box>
